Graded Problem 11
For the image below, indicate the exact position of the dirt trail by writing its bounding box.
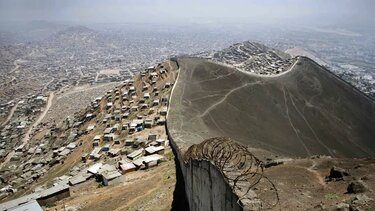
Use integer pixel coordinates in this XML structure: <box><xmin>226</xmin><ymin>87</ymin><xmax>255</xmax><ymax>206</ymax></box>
<box><xmin>306</xmin><ymin>160</ymin><xmax>327</xmax><ymax>187</ymax></box>
<box><xmin>199</xmin><ymin>81</ymin><xmax>261</xmax><ymax>118</ymax></box>
<box><xmin>1</xmin><ymin>102</ymin><xmax>18</xmax><ymax>127</ymax></box>
<box><xmin>9</xmin><ymin>60</ymin><xmax>20</xmax><ymax>74</ymax></box>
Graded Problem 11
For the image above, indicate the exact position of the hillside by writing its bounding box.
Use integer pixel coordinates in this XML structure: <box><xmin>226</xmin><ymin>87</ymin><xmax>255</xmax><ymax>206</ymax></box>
<box><xmin>167</xmin><ymin>56</ymin><xmax>375</xmax><ymax>158</ymax></box>
<box><xmin>0</xmin><ymin>61</ymin><xmax>179</xmax><ymax>210</ymax></box>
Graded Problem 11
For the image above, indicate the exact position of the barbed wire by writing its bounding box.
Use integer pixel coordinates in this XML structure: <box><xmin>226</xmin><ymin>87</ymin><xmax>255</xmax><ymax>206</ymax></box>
<box><xmin>183</xmin><ymin>137</ymin><xmax>279</xmax><ymax>210</ymax></box>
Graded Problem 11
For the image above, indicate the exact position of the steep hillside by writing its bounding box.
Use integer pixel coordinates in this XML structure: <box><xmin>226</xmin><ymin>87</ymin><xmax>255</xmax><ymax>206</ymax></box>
<box><xmin>168</xmin><ymin>56</ymin><xmax>375</xmax><ymax>158</ymax></box>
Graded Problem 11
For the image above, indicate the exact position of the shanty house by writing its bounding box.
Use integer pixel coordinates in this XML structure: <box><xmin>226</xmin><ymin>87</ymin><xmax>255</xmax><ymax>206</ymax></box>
<box><xmin>119</xmin><ymin>162</ymin><xmax>136</xmax><ymax>174</ymax></box>
<box><xmin>127</xmin><ymin>148</ymin><xmax>144</xmax><ymax>160</ymax></box>
<box><xmin>103</xmin><ymin>133</ymin><xmax>115</xmax><ymax>142</ymax></box>
<box><xmin>160</xmin><ymin>107</ymin><xmax>168</xmax><ymax>116</ymax></box>
<box><xmin>144</xmin><ymin>119</ymin><xmax>153</xmax><ymax>128</ymax></box>
<box><xmin>145</xmin><ymin>146</ymin><xmax>165</xmax><ymax>155</ymax></box>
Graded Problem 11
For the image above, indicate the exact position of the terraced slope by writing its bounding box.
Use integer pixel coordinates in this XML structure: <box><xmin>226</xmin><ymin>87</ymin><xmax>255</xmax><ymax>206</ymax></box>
<box><xmin>167</xmin><ymin>57</ymin><xmax>375</xmax><ymax>158</ymax></box>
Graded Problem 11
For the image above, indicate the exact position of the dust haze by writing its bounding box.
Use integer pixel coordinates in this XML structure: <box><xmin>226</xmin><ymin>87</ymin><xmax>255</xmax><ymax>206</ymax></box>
<box><xmin>0</xmin><ymin>0</ymin><xmax>374</xmax><ymax>27</ymax></box>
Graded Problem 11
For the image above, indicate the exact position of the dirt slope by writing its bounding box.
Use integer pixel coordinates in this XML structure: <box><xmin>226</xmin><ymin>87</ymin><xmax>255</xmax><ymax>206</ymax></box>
<box><xmin>167</xmin><ymin>57</ymin><xmax>375</xmax><ymax>158</ymax></box>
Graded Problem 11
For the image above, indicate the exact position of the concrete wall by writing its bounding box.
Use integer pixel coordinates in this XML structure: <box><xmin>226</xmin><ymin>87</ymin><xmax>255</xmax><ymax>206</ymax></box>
<box><xmin>167</xmin><ymin>124</ymin><xmax>242</xmax><ymax>211</ymax></box>
<box><xmin>166</xmin><ymin>60</ymin><xmax>243</xmax><ymax>211</ymax></box>
<box><xmin>186</xmin><ymin>160</ymin><xmax>242</xmax><ymax>211</ymax></box>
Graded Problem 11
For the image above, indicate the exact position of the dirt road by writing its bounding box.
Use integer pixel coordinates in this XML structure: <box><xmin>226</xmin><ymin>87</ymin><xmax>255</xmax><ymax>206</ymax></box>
<box><xmin>22</xmin><ymin>92</ymin><xmax>54</xmax><ymax>144</ymax></box>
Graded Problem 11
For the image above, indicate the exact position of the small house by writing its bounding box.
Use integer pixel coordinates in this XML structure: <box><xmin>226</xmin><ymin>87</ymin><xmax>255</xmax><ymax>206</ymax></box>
<box><xmin>108</xmin><ymin>148</ymin><xmax>121</xmax><ymax>157</ymax></box>
<box><xmin>145</xmin><ymin>146</ymin><xmax>165</xmax><ymax>155</ymax></box>
<box><xmin>93</xmin><ymin>135</ymin><xmax>101</xmax><ymax>142</ymax></box>
<box><xmin>93</xmin><ymin>141</ymin><xmax>99</xmax><ymax>147</ymax></box>
<box><xmin>156</xmin><ymin>139</ymin><xmax>166</xmax><ymax>146</ymax></box>
<box><xmin>102</xmin><ymin>171</ymin><xmax>122</xmax><ymax>186</ymax></box>
<box><xmin>129</xmin><ymin>124</ymin><xmax>136</xmax><ymax>134</ymax></box>
<box><xmin>125</xmin><ymin>139</ymin><xmax>134</xmax><ymax>146</ymax></box>
<box><xmin>102</xmin><ymin>144</ymin><xmax>110</xmax><ymax>152</ymax></box>
<box><xmin>87</xmin><ymin>162</ymin><xmax>103</xmax><ymax>174</ymax></box>
<box><xmin>140</xmin><ymin>103</ymin><xmax>148</xmax><ymax>109</ymax></box>
<box><xmin>148</xmin><ymin>134</ymin><xmax>157</xmax><ymax>141</ymax></box>
<box><xmin>104</xmin><ymin>127</ymin><xmax>113</xmax><ymax>135</ymax></box>
<box><xmin>95</xmin><ymin>97</ymin><xmax>102</xmax><ymax>102</ymax></box>
<box><xmin>131</xmin><ymin>106</ymin><xmax>139</xmax><ymax>112</ymax></box>
<box><xmin>89</xmin><ymin>148</ymin><xmax>102</xmax><ymax>160</ymax></box>
<box><xmin>119</xmin><ymin>162</ymin><xmax>136</xmax><ymax>174</ymax></box>
<box><xmin>106</xmin><ymin>102</ymin><xmax>113</xmax><ymax>109</ymax></box>
<box><xmin>152</xmin><ymin>99</ymin><xmax>160</xmax><ymax>106</ymax></box>
<box><xmin>122</xmin><ymin>122</ymin><xmax>129</xmax><ymax>130</ymax></box>
<box><xmin>127</xmin><ymin>148</ymin><xmax>144</xmax><ymax>160</ymax></box>
<box><xmin>66</xmin><ymin>143</ymin><xmax>76</xmax><ymax>150</ymax></box>
<box><xmin>147</xmin><ymin>66</ymin><xmax>156</xmax><ymax>72</ymax></box>
<box><xmin>157</xmin><ymin>117</ymin><xmax>166</xmax><ymax>125</ymax></box>
<box><xmin>122</xmin><ymin>112</ymin><xmax>129</xmax><ymax>119</ymax></box>
<box><xmin>144</xmin><ymin>119</ymin><xmax>153</xmax><ymax>128</ymax></box>
<box><xmin>103</xmin><ymin>134</ymin><xmax>115</xmax><ymax>141</ymax></box>
<box><xmin>81</xmin><ymin>153</ymin><xmax>88</xmax><ymax>162</ymax></box>
<box><xmin>114</xmin><ymin>139</ymin><xmax>121</xmax><ymax>145</ymax></box>
<box><xmin>160</xmin><ymin>107</ymin><xmax>168</xmax><ymax>116</ymax></box>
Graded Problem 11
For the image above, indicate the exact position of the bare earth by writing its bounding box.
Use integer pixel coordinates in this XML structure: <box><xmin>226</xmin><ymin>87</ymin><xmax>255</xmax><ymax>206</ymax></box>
<box><xmin>48</xmin><ymin>159</ymin><xmax>176</xmax><ymax>211</ymax></box>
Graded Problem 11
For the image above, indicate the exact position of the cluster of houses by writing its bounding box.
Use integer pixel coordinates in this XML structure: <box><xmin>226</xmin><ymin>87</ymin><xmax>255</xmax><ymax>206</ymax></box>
<box><xmin>0</xmin><ymin>61</ymin><xmax>176</xmax><ymax>209</ymax></box>
<box><xmin>66</xmin><ymin>62</ymin><xmax>174</xmax><ymax>188</ymax></box>
<box><xmin>212</xmin><ymin>41</ymin><xmax>297</xmax><ymax>75</ymax></box>
<box><xmin>0</xmin><ymin>119</ymin><xmax>84</xmax><ymax>199</ymax></box>
<box><xmin>0</xmin><ymin>95</ymin><xmax>49</xmax><ymax>159</ymax></box>
<box><xmin>80</xmin><ymin>63</ymin><xmax>173</xmax><ymax>185</ymax></box>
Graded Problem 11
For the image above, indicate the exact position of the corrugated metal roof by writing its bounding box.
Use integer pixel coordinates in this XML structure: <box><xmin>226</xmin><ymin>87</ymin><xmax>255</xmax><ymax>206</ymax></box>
<box><xmin>0</xmin><ymin>184</ymin><xmax>69</xmax><ymax>210</ymax></box>
<box><xmin>87</xmin><ymin>162</ymin><xmax>103</xmax><ymax>174</ymax></box>
<box><xmin>8</xmin><ymin>200</ymin><xmax>42</xmax><ymax>211</ymax></box>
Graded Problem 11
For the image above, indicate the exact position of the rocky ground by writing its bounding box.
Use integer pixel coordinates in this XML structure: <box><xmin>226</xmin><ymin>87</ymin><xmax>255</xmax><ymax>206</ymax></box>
<box><xmin>258</xmin><ymin>155</ymin><xmax>375</xmax><ymax>210</ymax></box>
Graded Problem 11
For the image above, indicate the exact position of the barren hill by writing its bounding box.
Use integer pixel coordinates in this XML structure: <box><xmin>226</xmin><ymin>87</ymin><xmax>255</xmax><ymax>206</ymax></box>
<box><xmin>167</xmin><ymin>56</ymin><xmax>375</xmax><ymax>158</ymax></box>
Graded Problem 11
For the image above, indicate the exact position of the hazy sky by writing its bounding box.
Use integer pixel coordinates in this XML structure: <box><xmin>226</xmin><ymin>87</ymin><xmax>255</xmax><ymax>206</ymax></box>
<box><xmin>0</xmin><ymin>0</ymin><xmax>374</xmax><ymax>26</ymax></box>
